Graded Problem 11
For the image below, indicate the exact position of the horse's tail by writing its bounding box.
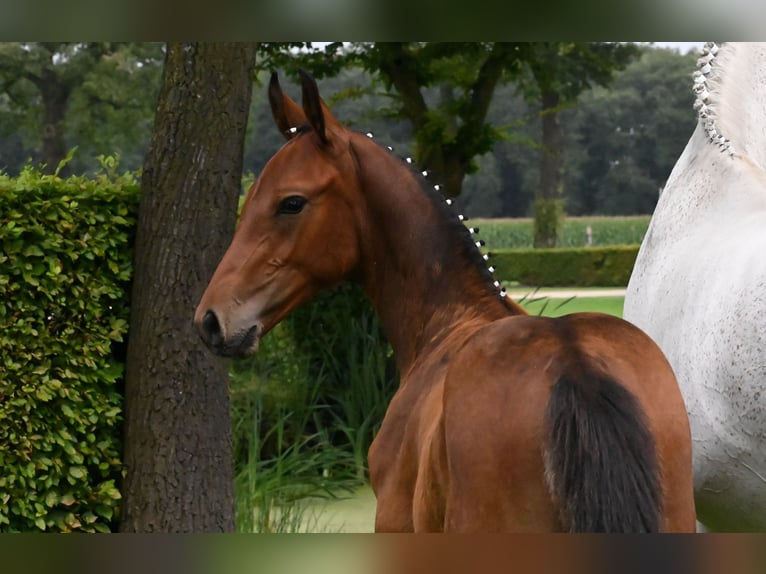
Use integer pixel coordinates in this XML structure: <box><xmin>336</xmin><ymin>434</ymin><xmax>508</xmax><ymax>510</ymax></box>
<box><xmin>544</xmin><ymin>376</ymin><xmax>662</xmax><ymax>532</ymax></box>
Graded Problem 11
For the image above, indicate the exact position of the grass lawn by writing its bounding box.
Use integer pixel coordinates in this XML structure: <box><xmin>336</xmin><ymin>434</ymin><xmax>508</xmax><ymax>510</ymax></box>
<box><xmin>505</xmin><ymin>286</ymin><xmax>625</xmax><ymax>318</ymax></box>
<box><xmin>516</xmin><ymin>295</ymin><xmax>624</xmax><ymax>318</ymax></box>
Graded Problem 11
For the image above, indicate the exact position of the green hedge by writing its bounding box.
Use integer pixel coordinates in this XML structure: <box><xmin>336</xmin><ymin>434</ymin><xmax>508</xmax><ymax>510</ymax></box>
<box><xmin>0</xmin><ymin>163</ymin><xmax>139</xmax><ymax>532</ymax></box>
<box><xmin>491</xmin><ymin>245</ymin><xmax>640</xmax><ymax>287</ymax></box>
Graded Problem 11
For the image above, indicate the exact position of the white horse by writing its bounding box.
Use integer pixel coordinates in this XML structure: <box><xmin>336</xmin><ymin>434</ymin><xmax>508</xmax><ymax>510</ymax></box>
<box><xmin>624</xmin><ymin>42</ymin><xmax>766</xmax><ymax>532</ymax></box>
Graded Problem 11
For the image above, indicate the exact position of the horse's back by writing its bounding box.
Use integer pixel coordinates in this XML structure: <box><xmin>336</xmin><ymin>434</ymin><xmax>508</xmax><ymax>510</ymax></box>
<box><xmin>441</xmin><ymin>313</ymin><xmax>694</xmax><ymax>532</ymax></box>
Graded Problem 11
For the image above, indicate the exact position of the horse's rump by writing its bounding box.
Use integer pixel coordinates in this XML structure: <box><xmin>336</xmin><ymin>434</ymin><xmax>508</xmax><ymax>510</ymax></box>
<box><xmin>440</xmin><ymin>313</ymin><xmax>675</xmax><ymax>532</ymax></box>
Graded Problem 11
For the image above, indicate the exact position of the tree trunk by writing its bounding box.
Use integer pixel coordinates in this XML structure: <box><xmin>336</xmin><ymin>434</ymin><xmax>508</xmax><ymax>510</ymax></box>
<box><xmin>38</xmin><ymin>70</ymin><xmax>70</xmax><ymax>175</ymax></box>
<box><xmin>120</xmin><ymin>42</ymin><xmax>257</xmax><ymax>532</ymax></box>
<box><xmin>417</xmin><ymin>83</ymin><xmax>467</xmax><ymax>198</ymax></box>
<box><xmin>533</xmin><ymin>89</ymin><xmax>564</xmax><ymax>248</ymax></box>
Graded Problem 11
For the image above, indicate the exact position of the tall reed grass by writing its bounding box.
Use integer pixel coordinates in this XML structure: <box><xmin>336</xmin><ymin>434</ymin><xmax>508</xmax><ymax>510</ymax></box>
<box><xmin>229</xmin><ymin>284</ymin><xmax>396</xmax><ymax>532</ymax></box>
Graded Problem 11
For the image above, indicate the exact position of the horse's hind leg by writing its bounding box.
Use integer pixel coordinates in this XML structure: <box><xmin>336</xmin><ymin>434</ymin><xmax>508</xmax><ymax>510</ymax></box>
<box><xmin>442</xmin><ymin>402</ymin><xmax>561</xmax><ymax>531</ymax></box>
<box><xmin>441</xmin><ymin>452</ymin><xmax>560</xmax><ymax>532</ymax></box>
<box><xmin>442</xmin><ymin>344</ymin><xmax>561</xmax><ymax>532</ymax></box>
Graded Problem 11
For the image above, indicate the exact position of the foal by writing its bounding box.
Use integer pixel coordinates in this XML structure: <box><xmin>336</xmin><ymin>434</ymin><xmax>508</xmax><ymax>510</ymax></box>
<box><xmin>195</xmin><ymin>71</ymin><xmax>696</xmax><ymax>532</ymax></box>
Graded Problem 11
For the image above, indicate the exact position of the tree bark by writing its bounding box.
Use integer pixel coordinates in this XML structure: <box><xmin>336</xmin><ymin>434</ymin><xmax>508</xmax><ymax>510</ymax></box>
<box><xmin>120</xmin><ymin>42</ymin><xmax>257</xmax><ymax>532</ymax></box>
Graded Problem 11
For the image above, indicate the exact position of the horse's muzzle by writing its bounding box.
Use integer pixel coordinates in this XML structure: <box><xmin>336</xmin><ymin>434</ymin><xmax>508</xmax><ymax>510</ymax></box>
<box><xmin>196</xmin><ymin>309</ymin><xmax>260</xmax><ymax>357</ymax></box>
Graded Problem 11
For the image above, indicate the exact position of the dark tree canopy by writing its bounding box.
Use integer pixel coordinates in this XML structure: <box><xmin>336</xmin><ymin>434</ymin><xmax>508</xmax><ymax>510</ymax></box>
<box><xmin>255</xmin><ymin>42</ymin><xmax>641</xmax><ymax>226</ymax></box>
<box><xmin>0</xmin><ymin>42</ymin><xmax>697</xmax><ymax>220</ymax></box>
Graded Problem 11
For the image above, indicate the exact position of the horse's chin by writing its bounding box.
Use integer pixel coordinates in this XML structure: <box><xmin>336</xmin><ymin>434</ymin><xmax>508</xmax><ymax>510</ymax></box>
<box><xmin>217</xmin><ymin>323</ymin><xmax>262</xmax><ymax>358</ymax></box>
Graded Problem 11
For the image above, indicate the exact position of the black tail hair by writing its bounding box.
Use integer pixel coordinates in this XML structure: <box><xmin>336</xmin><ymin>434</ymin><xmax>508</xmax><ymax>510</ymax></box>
<box><xmin>544</xmin><ymin>376</ymin><xmax>662</xmax><ymax>532</ymax></box>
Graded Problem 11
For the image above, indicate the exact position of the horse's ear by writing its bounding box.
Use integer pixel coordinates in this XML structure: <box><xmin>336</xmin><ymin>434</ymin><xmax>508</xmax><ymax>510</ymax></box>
<box><xmin>299</xmin><ymin>69</ymin><xmax>329</xmax><ymax>144</ymax></box>
<box><xmin>268</xmin><ymin>71</ymin><xmax>306</xmax><ymax>140</ymax></box>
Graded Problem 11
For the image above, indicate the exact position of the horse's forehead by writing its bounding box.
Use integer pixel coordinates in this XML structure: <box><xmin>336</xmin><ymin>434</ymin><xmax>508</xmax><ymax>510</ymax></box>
<box><xmin>263</xmin><ymin>139</ymin><xmax>339</xmax><ymax>183</ymax></box>
<box><xmin>243</xmin><ymin>149</ymin><xmax>337</xmax><ymax>212</ymax></box>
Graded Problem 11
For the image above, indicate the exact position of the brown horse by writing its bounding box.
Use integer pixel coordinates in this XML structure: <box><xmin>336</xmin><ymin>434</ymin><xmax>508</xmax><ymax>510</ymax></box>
<box><xmin>194</xmin><ymin>71</ymin><xmax>696</xmax><ymax>532</ymax></box>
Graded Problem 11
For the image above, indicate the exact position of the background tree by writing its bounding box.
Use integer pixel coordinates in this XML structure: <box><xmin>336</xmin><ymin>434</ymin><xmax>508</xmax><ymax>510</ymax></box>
<box><xmin>258</xmin><ymin>42</ymin><xmax>530</xmax><ymax>198</ymax></box>
<box><xmin>563</xmin><ymin>47</ymin><xmax>697</xmax><ymax>215</ymax></box>
<box><xmin>354</xmin><ymin>42</ymin><xmax>529</xmax><ymax>198</ymax></box>
<box><xmin>0</xmin><ymin>42</ymin><xmax>699</xmax><ymax>218</ymax></box>
<box><xmin>66</xmin><ymin>43</ymin><xmax>164</xmax><ymax>173</ymax></box>
<box><xmin>519</xmin><ymin>42</ymin><xmax>639</xmax><ymax>246</ymax></box>
<box><xmin>120</xmin><ymin>42</ymin><xmax>257</xmax><ymax>532</ymax></box>
<box><xmin>257</xmin><ymin>42</ymin><xmax>642</xmax><ymax>214</ymax></box>
<box><xmin>460</xmin><ymin>45</ymin><xmax>696</xmax><ymax>219</ymax></box>
<box><xmin>0</xmin><ymin>42</ymin><xmax>162</xmax><ymax>175</ymax></box>
<box><xmin>472</xmin><ymin>83</ymin><xmax>540</xmax><ymax>218</ymax></box>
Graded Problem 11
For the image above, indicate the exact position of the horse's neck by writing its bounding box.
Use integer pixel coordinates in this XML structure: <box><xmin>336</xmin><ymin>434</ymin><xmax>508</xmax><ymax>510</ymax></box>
<box><xmin>699</xmin><ymin>42</ymin><xmax>766</xmax><ymax>171</ymax></box>
<box><xmin>351</xmin><ymin>135</ymin><xmax>516</xmax><ymax>376</ymax></box>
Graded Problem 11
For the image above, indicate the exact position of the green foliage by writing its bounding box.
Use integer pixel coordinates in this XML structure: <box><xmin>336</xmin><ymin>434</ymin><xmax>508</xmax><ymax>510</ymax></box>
<box><xmin>229</xmin><ymin>283</ymin><xmax>397</xmax><ymax>530</ymax></box>
<box><xmin>0</xmin><ymin>42</ymin><xmax>164</xmax><ymax>176</ymax></box>
<box><xmin>519</xmin><ymin>42</ymin><xmax>640</xmax><ymax>104</ymax></box>
<box><xmin>0</xmin><ymin>161</ymin><xmax>139</xmax><ymax>531</ymax></box>
<box><xmin>288</xmin><ymin>284</ymin><xmax>396</xmax><ymax>483</ymax></box>
<box><xmin>473</xmin><ymin>215</ymin><xmax>649</xmax><ymax>249</ymax></box>
<box><xmin>0</xmin><ymin>43</ymin><xmax>697</xmax><ymax>217</ymax></box>
<box><xmin>563</xmin><ymin>47</ymin><xmax>698</xmax><ymax>215</ymax></box>
<box><xmin>1</xmin><ymin>43</ymin><xmax>698</xmax><ymax>216</ymax></box>
<box><xmin>67</xmin><ymin>44</ymin><xmax>163</xmax><ymax>174</ymax></box>
<box><xmin>266</xmin><ymin>42</ymin><xmax>531</xmax><ymax>197</ymax></box>
<box><xmin>459</xmin><ymin>45</ymin><xmax>697</xmax><ymax>217</ymax></box>
<box><xmin>231</xmin><ymin>346</ymin><xmax>358</xmax><ymax>533</ymax></box>
<box><xmin>492</xmin><ymin>245</ymin><xmax>640</xmax><ymax>287</ymax></box>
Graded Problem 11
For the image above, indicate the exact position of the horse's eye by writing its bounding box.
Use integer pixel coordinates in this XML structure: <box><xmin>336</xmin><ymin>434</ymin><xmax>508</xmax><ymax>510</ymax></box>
<box><xmin>277</xmin><ymin>195</ymin><xmax>308</xmax><ymax>215</ymax></box>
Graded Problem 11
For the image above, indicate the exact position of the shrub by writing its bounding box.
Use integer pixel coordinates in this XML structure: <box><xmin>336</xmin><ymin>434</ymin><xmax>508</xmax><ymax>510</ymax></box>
<box><xmin>491</xmin><ymin>245</ymin><xmax>640</xmax><ymax>287</ymax></box>
<box><xmin>0</xmin><ymin>162</ymin><xmax>139</xmax><ymax>531</ymax></box>
<box><xmin>230</xmin><ymin>328</ymin><xmax>359</xmax><ymax>533</ymax></box>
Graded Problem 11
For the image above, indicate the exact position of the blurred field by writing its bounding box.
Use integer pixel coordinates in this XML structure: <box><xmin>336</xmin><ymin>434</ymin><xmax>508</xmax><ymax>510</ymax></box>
<box><xmin>473</xmin><ymin>215</ymin><xmax>650</xmax><ymax>249</ymax></box>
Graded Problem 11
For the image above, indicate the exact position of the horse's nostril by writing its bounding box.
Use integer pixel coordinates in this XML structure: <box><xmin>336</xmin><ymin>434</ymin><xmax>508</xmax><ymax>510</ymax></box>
<box><xmin>201</xmin><ymin>310</ymin><xmax>223</xmax><ymax>348</ymax></box>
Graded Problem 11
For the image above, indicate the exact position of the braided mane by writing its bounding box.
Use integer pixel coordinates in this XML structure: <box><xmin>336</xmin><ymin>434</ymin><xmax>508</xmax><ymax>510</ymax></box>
<box><xmin>360</xmin><ymin>132</ymin><xmax>518</xmax><ymax>313</ymax></box>
<box><xmin>693</xmin><ymin>42</ymin><xmax>736</xmax><ymax>156</ymax></box>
